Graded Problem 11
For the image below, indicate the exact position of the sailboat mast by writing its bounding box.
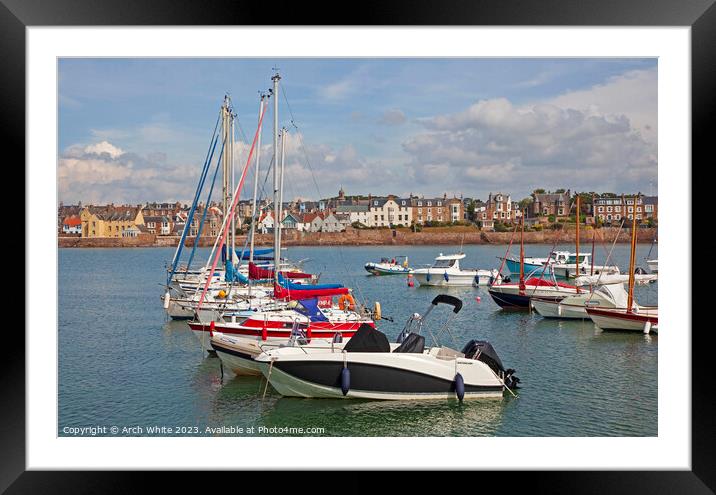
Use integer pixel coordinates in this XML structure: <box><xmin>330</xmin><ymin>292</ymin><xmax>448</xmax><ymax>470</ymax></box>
<box><xmin>249</xmin><ymin>95</ymin><xmax>264</xmax><ymax>266</ymax></box>
<box><xmin>230</xmin><ymin>103</ymin><xmax>236</xmax><ymax>261</ymax></box>
<box><xmin>519</xmin><ymin>209</ymin><xmax>525</xmax><ymax>292</ymax></box>
<box><xmin>277</xmin><ymin>128</ymin><xmax>287</xmax><ymax>255</ymax></box>
<box><xmin>221</xmin><ymin>97</ymin><xmax>230</xmax><ymax>251</ymax></box>
<box><xmin>272</xmin><ymin>72</ymin><xmax>281</xmax><ymax>287</ymax></box>
<box><xmin>626</xmin><ymin>195</ymin><xmax>639</xmax><ymax>312</ymax></box>
<box><xmin>575</xmin><ymin>193</ymin><xmax>580</xmax><ymax>292</ymax></box>
<box><xmin>590</xmin><ymin>231</ymin><xmax>595</xmax><ymax>276</ymax></box>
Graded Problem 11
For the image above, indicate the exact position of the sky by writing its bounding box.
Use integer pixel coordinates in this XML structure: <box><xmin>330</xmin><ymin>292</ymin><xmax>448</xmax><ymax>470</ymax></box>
<box><xmin>58</xmin><ymin>58</ymin><xmax>658</xmax><ymax>205</ymax></box>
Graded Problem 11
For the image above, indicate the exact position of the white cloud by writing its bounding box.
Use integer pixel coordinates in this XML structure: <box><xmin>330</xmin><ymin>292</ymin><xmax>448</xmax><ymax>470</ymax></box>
<box><xmin>402</xmin><ymin>70</ymin><xmax>657</xmax><ymax>199</ymax></box>
<box><xmin>58</xmin><ymin>141</ymin><xmax>200</xmax><ymax>204</ymax></box>
<box><xmin>548</xmin><ymin>67</ymin><xmax>657</xmax><ymax>144</ymax></box>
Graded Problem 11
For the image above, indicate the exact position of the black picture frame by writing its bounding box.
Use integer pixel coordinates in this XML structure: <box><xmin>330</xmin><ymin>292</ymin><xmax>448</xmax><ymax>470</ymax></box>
<box><xmin>5</xmin><ymin>0</ymin><xmax>710</xmax><ymax>491</ymax></box>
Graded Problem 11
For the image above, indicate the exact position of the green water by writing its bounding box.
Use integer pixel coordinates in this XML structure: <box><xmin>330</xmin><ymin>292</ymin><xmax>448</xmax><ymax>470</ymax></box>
<box><xmin>58</xmin><ymin>244</ymin><xmax>657</xmax><ymax>437</ymax></box>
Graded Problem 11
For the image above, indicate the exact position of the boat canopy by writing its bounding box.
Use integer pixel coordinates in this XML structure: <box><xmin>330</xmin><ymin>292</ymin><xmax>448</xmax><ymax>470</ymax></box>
<box><xmin>221</xmin><ymin>246</ymin><xmax>274</xmax><ymax>262</ymax></box>
<box><xmin>343</xmin><ymin>324</ymin><xmax>390</xmax><ymax>353</ymax></box>
<box><xmin>248</xmin><ymin>262</ymin><xmax>312</xmax><ymax>280</ymax></box>
<box><xmin>435</xmin><ymin>253</ymin><xmax>466</xmax><ymax>261</ymax></box>
<box><xmin>574</xmin><ymin>273</ymin><xmax>657</xmax><ymax>287</ymax></box>
<box><xmin>295</xmin><ymin>299</ymin><xmax>329</xmax><ymax>322</ymax></box>
<box><xmin>277</xmin><ymin>273</ymin><xmax>343</xmax><ymax>290</ymax></box>
<box><xmin>274</xmin><ymin>283</ymin><xmax>349</xmax><ymax>300</ymax></box>
<box><xmin>224</xmin><ymin>260</ymin><xmax>249</xmax><ymax>284</ymax></box>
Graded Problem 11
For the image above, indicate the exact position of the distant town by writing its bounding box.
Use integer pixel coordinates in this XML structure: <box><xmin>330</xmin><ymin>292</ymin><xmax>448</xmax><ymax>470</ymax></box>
<box><xmin>58</xmin><ymin>187</ymin><xmax>658</xmax><ymax>240</ymax></box>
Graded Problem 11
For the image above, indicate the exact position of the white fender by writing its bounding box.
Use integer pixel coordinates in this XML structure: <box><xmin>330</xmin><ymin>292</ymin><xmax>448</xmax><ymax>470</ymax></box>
<box><xmin>163</xmin><ymin>291</ymin><xmax>171</xmax><ymax>309</ymax></box>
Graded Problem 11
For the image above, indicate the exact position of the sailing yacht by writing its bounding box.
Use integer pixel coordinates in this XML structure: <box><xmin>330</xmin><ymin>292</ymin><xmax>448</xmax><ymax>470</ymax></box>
<box><xmin>585</xmin><ymin>196</ymin><xmax>658</xmax><ymax>333</ymax></box>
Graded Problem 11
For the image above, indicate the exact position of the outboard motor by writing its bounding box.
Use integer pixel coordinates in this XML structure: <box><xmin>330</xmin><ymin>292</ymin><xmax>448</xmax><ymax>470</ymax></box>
<box><xmin>504</xmin><ymin>369</ymin><xmax>521</xmax><ymax>389</ymax></box>
<box><xmin>462</xmin><ymin>339</ymin><xmax>519</xmax><ymax>388</ymax></box>
<box><xmin>634</xmin><ymin>266</ymin><xmax>647</xmax><ymax>275</ymax></box>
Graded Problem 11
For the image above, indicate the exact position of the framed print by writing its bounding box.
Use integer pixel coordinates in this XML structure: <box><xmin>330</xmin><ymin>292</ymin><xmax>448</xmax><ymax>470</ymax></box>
<box><xmin>5</xmin><ymin>0</ymin><xmax>712</xmax><ymax>491</ymax></box>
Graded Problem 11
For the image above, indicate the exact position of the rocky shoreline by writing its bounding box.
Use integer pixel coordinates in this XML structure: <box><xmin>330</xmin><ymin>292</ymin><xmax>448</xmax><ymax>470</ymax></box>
<box><xmin>58</xmin><ymin>226</ymin><xmax>657</xmax><ymax>248</ymax></box>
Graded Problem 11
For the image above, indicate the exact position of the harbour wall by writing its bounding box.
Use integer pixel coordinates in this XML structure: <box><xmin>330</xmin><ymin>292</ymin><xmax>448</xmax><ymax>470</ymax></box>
<box><xmin>58</xmin><ymin>227</ymin><xmax>657</xmax><ymax>248</ymax></box>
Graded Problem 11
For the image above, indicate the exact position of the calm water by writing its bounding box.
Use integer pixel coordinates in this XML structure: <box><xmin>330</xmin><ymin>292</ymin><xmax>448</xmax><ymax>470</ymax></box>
<box><xmin>58</xmin><ymin>243</ymin><xmax>658</xmax><ymax>437</ymax></box>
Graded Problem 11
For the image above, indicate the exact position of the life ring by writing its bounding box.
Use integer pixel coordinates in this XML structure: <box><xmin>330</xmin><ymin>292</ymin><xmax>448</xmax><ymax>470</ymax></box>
<box><xmin>338</xmin><ymin>294</ymin><xmax>356</xmax><ymax>311</ymax></box>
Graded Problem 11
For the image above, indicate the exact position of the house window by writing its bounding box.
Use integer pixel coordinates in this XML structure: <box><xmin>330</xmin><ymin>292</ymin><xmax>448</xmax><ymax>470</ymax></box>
<box><xmin>418</xmin><ymin>208</ymin><xmax>422</xmax><ymax>214</ymax></box>
<box><xmin>437</xmin><ymin>201</ymin><xmax>442</xmax><ymax>206</ymax></box>
<box><xmin>418</xmin><ymin>201</ymin><xmax>423</xmax><ymax>206</ymax></box>
<box><xmin>606</xmin><ymin>207</ymin><xmax>612</xmax><ymax>213</ymax></box>
<box><xmin>401</xmin><ymin>201</ymin><xmax>406</xmax><ymax>206</ymax></box>
<box><xmin>628</xmin><ymin>206</ymin><xmax>633</xmax><ymax>213</ymax></box>
<box><xmin>558</xmin><ymin>209</ymin><xmax>564</xmax><ymax>215</ymax></box>
<box><xmin>645</xmin><ymin>205</ymin><xmax>653</xmax><ymax>212</ymax></box>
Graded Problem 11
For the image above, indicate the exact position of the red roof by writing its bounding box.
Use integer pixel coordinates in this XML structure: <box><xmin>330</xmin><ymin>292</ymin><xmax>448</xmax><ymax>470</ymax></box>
<box><xmin>63</xmin><ymin>216</ymin><xmax>81</xmax><ymax>227</ymax></box>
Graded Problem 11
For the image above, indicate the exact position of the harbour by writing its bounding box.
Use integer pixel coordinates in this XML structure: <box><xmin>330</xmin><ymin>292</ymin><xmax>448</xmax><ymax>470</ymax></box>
<box><xmin>59</xmin><ymin>243</ymin><xmax>657</xmax><ymax>437</ymax></box>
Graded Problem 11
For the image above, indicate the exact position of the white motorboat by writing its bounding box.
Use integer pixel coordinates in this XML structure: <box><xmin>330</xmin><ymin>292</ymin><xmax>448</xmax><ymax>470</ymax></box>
<box><xmin>412</xmin><ymin>253</ymin><xmax>500</xmax><ymax>287</ymax></box>
<box><xmin>646</xmin><ymin>259</ymin><xmax>658</xmax><ymax>273</ymax></box>
<box><xmin>550</xmin><ymin>253</ymin><xmax>620</xmax><ymax>279</ymax></box>
<box><xmin>531</xmin><ymin>283</ymin><xmax>635</xmax><ymax>319</ymax></box>
<box><xmin>210</xmin><ymin>329</ymin><xmax>347</xmax><ymax>376</ymax></box>
<box><xmin>255</xmin><ymin>295</ymin><xmax>519</xmax><ymax>401</ymax></box>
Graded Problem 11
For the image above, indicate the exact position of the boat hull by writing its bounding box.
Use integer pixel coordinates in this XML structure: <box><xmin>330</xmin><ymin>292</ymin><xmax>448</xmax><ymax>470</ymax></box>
<box><xmin>531</xmin><ymin>298</ymin><xmax>589</xmax><ymax>319</ymax></box>
<box><xmin>364</xmin><ymin>263</ymin><xmax>411</xmax><ymax>276</ymax></box>
<box><xmin>261</xmin><ymin>355</ymin><xmax>504</xmax><ymax>400</ymax></box>
<box><xmin>586</xmin><ymin>307</ymin><xmax>658</xmax><ymax>333</ymax></box>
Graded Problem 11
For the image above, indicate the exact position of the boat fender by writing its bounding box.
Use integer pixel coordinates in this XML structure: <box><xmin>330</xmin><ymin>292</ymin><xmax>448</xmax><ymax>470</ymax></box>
<box><xmin>341</xmin><ymin>367</ymin><xmax>350</xmax><ymax>396</ymax></box>
<box><xmin>426</xmin><ymin>272</ymin><xmax>431</xmax><ymax>282</ymax></box>
<box><xmin>261</xmin><ymin>327</ymin><xmax>267</xmax><ymax>341</ymax></box>
<box><xmin>209</xmin><ymin>320</ymin><xmax>215</xmax><ymax>337</ymax></box>
<box><xmin>306</xmin><ymin>327</ymin><xmax>312</xmax><ymax>342</ymax></box>
<box><xmin>444</xmin><ymin>271</ymin><xmax>450</xmax><ymax>282</ymax></box>
<box><xmin>474</xmin><ymin>275</ymin><xmax>480</xmax><ymax>285</ymax></box>
<box><xmin>332</xmin><ymin>333</ymin><xmax>343</xmax><ymax>344</ymax></box>
<box><xmin>163</xmin><ymin>291</ymin><xmax>171</xmax><ymax>309</ymax></box>
<box><xmin>454</xmin><ymin>373</ymin><xmax>465</xmax><ymax>402</ymax></box>
<box><xmin>374</xmin><ymin>302</ymin><xmax>382</xmax><ymax>320</ymax></box>
<box><xmin>643</xmin><ymin>321</ymin><xmax>652</xmax><ymax>334</ymax></box>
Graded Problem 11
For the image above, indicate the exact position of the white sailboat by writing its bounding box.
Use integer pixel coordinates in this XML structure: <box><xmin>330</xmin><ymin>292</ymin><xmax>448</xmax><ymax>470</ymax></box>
<box><xmin>586</xmin><ymin>196</ymin><xmax>658</xmax><ymax>333</ymax></box>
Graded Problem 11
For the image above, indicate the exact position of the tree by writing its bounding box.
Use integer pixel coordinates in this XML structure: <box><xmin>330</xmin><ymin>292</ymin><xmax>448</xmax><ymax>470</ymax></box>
<box><xmin>533</xmin><ymin>188</ymin><xmax>546</xmax><ymax>195</ymax></box>
<box><xmin>518</xmin><ymin>197</ymin><xmax>533</xmax><ymax>211</ymax></box>
<box><xmin>466</xmin><ymin>200</ymin><xmax>476</xmax><ymax>221</ymax></box>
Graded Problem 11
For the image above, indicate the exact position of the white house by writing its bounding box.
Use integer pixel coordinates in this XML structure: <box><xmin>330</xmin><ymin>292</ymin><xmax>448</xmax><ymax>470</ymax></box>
<box><xmin>336</xmin><ymin>204</ymin><xmax>370</xmax><ymax>227</ymax></box>
<box><xmin>369</xmin><ymin>196</ymin><xmax>412</xmax><ymax>227</ymax></box>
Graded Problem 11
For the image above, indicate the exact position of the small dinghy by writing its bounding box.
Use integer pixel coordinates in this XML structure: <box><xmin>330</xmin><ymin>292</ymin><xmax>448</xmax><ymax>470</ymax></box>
<box><xmin>255</xmin><ymin>295</ymin><xmax>519</xmax><ymax>401</ymax></box>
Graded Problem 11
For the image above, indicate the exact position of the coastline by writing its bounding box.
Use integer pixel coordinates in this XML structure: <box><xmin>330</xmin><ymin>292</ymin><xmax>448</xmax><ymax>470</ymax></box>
<box><xmin>58</xmin><ymin>226</ymin><xmax>657</xmax><ymax>248</ymax></box>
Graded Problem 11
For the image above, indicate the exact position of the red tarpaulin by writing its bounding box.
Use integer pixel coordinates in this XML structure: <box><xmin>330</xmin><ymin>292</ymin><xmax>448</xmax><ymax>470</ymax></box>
<box><xmin>524</xmin><ymin>277</ymin><xmax>576</xmax><ymax>289</ymax></box>
<box><xmin>274</xmin><ymin>284</ymin><xmax>349</xmax><ymax>300</ymax></box>
<box><xmin>248</xmin><ymin>262</ymin><xmax>313</xmax><ymax>280</ymax></box>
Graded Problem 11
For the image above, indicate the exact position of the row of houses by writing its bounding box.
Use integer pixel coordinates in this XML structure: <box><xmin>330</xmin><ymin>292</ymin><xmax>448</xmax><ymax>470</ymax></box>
<box><xmin>58</xmin><ymin>189</ymin><xmax>658</xmax><ymax>238</ymax></box>
<box><xmin>461</xmin><ymin>190</ymin><xmax>658</xmax><ymax>230</ymax></box>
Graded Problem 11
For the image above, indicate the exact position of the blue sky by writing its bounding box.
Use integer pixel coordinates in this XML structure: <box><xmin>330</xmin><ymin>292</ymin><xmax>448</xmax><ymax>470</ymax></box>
<box><xmin>58</xmin><ymin>58</ymin><xmax>657</xmax><ymax>204</ymax></box>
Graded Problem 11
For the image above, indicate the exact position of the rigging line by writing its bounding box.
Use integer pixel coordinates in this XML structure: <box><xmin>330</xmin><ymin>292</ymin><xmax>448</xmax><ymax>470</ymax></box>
<box><xmin>282</xmin><ymin>86</ymin><xmax>369</xmax><ymax>311</ymax></box>
<box><xmin>585</xmin><ymin>219</ymin><xmax>625</xmax><ymax>304</ymax></box>
<box><xmin>282</xmin><ymin>84</ymin><xmax>322</xmax><ymax>199</ymax></box>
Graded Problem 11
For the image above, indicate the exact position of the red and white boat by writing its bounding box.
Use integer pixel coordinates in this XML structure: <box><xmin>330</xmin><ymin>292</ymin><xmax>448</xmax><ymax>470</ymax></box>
<box><xmin>586</xmin><ymin>195</ymin><xmax>658</xmax><ymax>334</ymax></box>
<box><xmin>188</xmin><ymin>297</ymin><xmax>373</xmax><ymax>347</ymax></box>
<box><xmin>585</xmin><ymin>306</ymin><xmax>658</xmax><ymax>333</ymax></box>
